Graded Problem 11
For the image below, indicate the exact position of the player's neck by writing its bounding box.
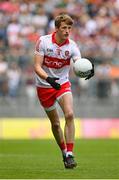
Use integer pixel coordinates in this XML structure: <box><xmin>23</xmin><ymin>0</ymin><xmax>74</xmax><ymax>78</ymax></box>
<box><xmin>55</xmin><ymin>33</ymin><xmax>66</xmax><ymax>45</ymax></box>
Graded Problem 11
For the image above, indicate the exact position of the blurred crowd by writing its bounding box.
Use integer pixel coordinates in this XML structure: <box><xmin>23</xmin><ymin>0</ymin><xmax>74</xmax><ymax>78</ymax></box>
<box><xmin>0</xmin><ymin>0</ymin><xmax>119</xmax><ymax>103</ymax></box>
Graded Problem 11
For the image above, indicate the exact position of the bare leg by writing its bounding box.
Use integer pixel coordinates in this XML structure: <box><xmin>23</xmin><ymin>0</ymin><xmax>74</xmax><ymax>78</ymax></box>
<box><xmin>58</xmin><ymin>93</ymin><xmax>75</xmax><ymax>144</ymax></box>
<box><xmin>58</xmin><ymin>93</ymin><xmax>77</xmax><ymax>168</ymax></box>
<box><xmin>45</xmin><ymin>108</ymin><xmax>65</xmax><ymax>147</ymax></box>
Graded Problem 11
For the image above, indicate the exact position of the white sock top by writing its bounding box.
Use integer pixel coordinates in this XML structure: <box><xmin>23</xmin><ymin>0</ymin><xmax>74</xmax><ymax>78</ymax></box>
<box><xmin>66</xmin><ymin>151</ymin><xmax>73</xmax><ymax>157</ymax></box>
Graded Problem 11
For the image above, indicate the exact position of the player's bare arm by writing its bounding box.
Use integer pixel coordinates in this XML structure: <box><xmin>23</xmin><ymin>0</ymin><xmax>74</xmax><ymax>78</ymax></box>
<box><xmin>34</xmin><ymin>54</ymin><xmax>48</xmax><ymax>80</ymax></box>
<box><xmin>34</xmin><ymin>54</ymin><xmax>61</xmax><ymax>90</ymax></box>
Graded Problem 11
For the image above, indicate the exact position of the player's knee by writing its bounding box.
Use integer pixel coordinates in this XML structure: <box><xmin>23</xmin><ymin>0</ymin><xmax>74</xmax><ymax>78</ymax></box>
<box><xmin>52</xmin><ymin>121</ymin><xmax>60</xmax><ymax>130</ymax></box>
<box><xmin>65</xmin><ymin>111</ymin><xmax>74</xmax><ymax>121</ymax></box>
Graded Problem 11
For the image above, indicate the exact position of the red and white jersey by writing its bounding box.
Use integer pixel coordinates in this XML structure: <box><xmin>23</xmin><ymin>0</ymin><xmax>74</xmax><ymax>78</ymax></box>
<box><xmin>35</xmin><ymin>32</ymin><xmax>81</xmax><ymax>87</ymax></box>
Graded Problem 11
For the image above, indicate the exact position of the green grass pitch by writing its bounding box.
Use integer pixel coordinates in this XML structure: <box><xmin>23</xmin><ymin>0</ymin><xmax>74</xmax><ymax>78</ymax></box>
<box><xmin>0</xmin><ymin>139</ymin><xmax>119</xmax><ymax>179</ymax></box>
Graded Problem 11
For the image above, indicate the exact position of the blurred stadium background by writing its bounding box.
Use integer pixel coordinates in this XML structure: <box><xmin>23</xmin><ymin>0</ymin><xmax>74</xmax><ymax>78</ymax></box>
<box><xmin>0</xmin><ymin>0</ymin><xmax>119</xmax><ymax>139</ymax></box>
<box><xmin>0</xmin><ymin>0</ymin><xmax>119</xmax><ymax>179</ymax></box>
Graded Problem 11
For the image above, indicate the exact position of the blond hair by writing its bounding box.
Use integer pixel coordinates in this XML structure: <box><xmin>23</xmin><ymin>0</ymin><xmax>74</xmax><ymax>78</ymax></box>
<box><xmin>55</xmin><ymin>14</ymin><xmax>74</xmax><ymax>28</ymax></box>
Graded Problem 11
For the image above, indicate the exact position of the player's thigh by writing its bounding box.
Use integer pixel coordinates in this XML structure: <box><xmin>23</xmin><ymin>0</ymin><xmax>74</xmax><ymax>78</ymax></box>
<box><xmin>45</xmin><ymin>108</ymin><xmax>60</xmax><ymax>126</ymax></box>
<box><xmin>58</xmin><ymin>93</ymin><xmax>74</xmax><ymax>116</ymax></box>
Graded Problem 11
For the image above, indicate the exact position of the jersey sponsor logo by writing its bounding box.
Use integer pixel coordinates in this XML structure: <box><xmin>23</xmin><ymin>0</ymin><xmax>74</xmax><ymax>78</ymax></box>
<box><xmin>43</xmin><ymin>56</ymin><xmax>70</xmax><ymax>69</ymax></box>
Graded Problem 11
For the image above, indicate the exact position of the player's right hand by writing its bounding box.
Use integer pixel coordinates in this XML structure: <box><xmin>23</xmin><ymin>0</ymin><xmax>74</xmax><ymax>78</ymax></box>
<box><xmin>46</xmin><ymin>77</ymin><xmax>61</xmax><ymax>90</ymax></box>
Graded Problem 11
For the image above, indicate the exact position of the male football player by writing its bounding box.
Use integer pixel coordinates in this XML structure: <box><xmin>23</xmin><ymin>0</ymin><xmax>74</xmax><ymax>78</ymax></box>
<box><xmin>34</xmin><ymin>14</ymin><xmax>94</xmax><ymax>169</ymax></box>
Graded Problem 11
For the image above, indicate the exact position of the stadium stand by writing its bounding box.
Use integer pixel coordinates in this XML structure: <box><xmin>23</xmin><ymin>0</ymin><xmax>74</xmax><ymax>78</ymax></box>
<box><xmin>0</xmin><ymin>0</ymin><xmax>119</xmax><ymax>117</ymax></box>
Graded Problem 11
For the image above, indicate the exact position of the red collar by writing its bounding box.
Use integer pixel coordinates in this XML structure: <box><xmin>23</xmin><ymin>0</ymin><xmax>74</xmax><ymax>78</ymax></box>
<box><xmin>52</xmin><ymin>32</ymin><xmax>69</xmax><ymax>47</ymax></box>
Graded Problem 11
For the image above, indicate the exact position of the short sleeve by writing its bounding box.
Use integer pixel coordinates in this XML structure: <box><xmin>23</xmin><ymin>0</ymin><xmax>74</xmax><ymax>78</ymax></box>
<box><xmin>34</xmin><ymin>37</ymin><xmax>45</xmax><ymax>56</ymax></box>
<box><xmin>71</xmin><ymin>41</ymin><xmax>81</xmax><ymax>61</ymax></box>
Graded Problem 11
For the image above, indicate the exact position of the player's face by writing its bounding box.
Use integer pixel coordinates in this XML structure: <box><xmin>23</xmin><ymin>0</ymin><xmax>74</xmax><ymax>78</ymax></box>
<box><xmin>56</xmin><ymin>22</ymin><xmax>72</xmax><ymax>40</ymax></box>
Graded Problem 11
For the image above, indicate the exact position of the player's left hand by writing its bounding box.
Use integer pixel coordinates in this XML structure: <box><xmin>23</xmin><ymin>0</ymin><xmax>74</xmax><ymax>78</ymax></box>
<box><xmin>85</xmin><ymin>63</ymin><xmax>94</xmax><ymax>80</ymax></box>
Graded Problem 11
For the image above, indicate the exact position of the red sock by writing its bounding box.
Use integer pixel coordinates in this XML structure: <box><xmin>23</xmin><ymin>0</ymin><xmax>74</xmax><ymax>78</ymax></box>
<box><xmin>66</xmin><ymin>143</ymin><xmax>74</xmax><ymax>152</ymax></box>
<box><xmin>59</xmin><ymin>141</ymin><xmax>66</xmax><ymax>151</ymax></box>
